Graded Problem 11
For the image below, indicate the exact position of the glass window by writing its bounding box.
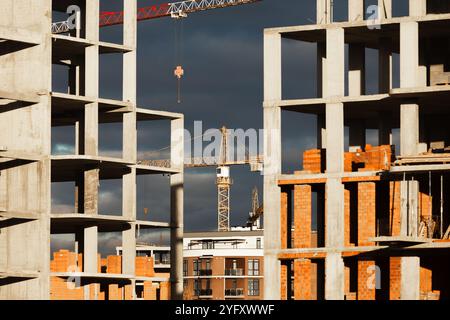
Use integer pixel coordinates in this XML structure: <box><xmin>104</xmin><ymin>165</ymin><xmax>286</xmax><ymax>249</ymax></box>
<box><xmin>194</xmin><ymin>280</ymin><xmax>200</xmax><ymax>296</ymax></box>
<box><xmin>193</xmin><ymin>260</ymin><xmax>199</xmax><ymax>276</ymax></box>
<box><xmin>248</xmin><ymin>259</ymin><xmax>260</xmax><ymax>276</ymax></box>
<box><xmin>248</xmin><ymin>279</ymin><xmax>260</xmax><ymax>296</ymax></box>
<box><xmin>256</xmin><ymin>238</ymin><xmax>261</xmax><ymax>249</ymax></box>
<box><xmin>183</xmin><ymin>260</ymin><xmax>188</xmax><ymax>277</ymax></box>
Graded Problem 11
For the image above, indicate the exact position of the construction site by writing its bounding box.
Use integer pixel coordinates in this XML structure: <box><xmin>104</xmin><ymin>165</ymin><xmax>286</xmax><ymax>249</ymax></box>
<box><xmin>2</xmin><ymin>0</ymin><xmax>450</xmax><ymax>302</ymax></box>
<box><xmin>263</xmin><ymin>0</ymin><xmax>450</xmax><ymax>300</ymax></box>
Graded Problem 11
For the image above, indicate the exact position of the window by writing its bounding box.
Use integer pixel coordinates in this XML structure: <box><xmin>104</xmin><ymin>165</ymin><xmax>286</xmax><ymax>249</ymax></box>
<box><xmin>248</xmin><ymin>259</ymin><xmax>260</xmax><ymax>276</ymax></box>
<box><xmin>256</xmin><ymin>238</ymin><xmax>261</xmax><ymax>249</ymax></box>
<box><xmin>194</xmin><ymin>280</ymin><xmax>200</xmax><ymax>296</ymax></box>
<box><xmin>205</xmin><ymin>259</ymin><xmax>211</xmax><ymax>271</ymax></box>
<box><xmin>183</xmin><ymin>260</ymin><xmax>188</xmax><ymax>277</ymax></box>
<box><xmin>248</xmin><ymin>279</ymin><xmax>260</xmax><ymax>296</ymax></box>
<box><xmin>202</xmin><ymin>241</ymin><xmax>214</xmax><ymax>249</ymax></box>
<box><xmin>193</xmin><ymin>260</ymin><xmax>199</xmax><ymax>276</ymax></box>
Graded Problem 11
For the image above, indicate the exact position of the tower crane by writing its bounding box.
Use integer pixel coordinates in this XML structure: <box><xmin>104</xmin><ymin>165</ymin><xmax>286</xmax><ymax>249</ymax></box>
<box><xmin>184</xmin><ymin>126</ymin><xmax>263</xmax><ymax>232</ymax></box>
<box><xmin>52</xmin><ymin>0</ymin><xmax>261</xmax><ymax>102</ymax></box>
<box><xmin>247</xmin><ymin>186</ymin><xmax>263</xmax><ymax>230</ymax></box>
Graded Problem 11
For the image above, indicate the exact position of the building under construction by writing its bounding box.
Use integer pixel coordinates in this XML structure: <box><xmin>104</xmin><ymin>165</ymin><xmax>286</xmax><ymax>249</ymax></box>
<box><xmin>0</xmin><ymin>0</ymin><xmax>184</xmax><ymax>300</ymax></box>
<box><xmin>263</xmin><ymin>0</ymin><xmax>450</xmax><ymax>300</ymax></box>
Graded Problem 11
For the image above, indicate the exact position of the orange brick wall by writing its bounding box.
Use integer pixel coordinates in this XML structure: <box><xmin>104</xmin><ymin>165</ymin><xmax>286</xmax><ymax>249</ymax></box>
<box><xmin>50</xmin><ymin>277</ymin><xmax>84</xmax><ymax>300</ymax></box>
<box><xmin>280</xmin><ymin>263</ymin><xmax>288</xmax><ymax>300</ymax></box>
<box><xmin>358</xmin><ymin>182</ymin><xmax>376</xmax><ymax>246</ymax></box>
<box><xmin>357</xmin><ymin>260</ymin><xmax>376</xmax><ymax>300</ymax></box>
<box><xmin>160</xmin><ymin>282</ymin><xmax>170</xmax><ymax>300</ymax></box>
<box><xmin>389</xmin><ymin>257</ymin><xmax>402</xmax><ymax>300</ymax></box>
<box><xmin>294</xmin><ymin>185</ymin><xmax>311</xmax><ymax>248</ymax></box>
<box><xmin>107</xmin><ymin>255</ymin><xmax>122</xmax><ymax>274</ymax></box>
<box><xmin>389</xmin><ymin>181</ymin><xmax>402</xmax><ymax>236</ymax></box>
<box><xmin>294</xmin><ymin>259</ymin><xmax>312</xmax><ymax>300</ymax></box>
<box><xmin>135</xmin><ymin>256</ymin><xmax>155</xmax><ymax>277</ymax></box>
<box><xmin>281</xmin><ymin>190</ymin><xmax>288</xmax><ymax>249</ymax></box>
<box><xmin>344</xmin><ymin>188</ymin><xmax>351</xmax><ymax>246</ymax></box>
<box><xmin>143</xmin><ymin>281</ymin><xmax>157</xmax><ymax>300</ymax></box>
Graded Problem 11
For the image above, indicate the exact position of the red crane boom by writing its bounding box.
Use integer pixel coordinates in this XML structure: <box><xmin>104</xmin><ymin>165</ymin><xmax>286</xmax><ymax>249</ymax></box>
<box><xmin>52</xmin><ymin>0</ymin><xmax>261</xmax><ymax>33</ymax></box>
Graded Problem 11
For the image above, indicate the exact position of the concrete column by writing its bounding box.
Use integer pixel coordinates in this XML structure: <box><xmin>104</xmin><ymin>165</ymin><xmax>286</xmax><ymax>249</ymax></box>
<box><xmin>326</xmin><ymin>28</ymin><xmax>345</xmax><ymax>98</ymax></box>
<box><xmin>400</xmin><ymin>256</ymin><xmax>420</xmax><ymax>299</ymax></box>
<box><xmin>348</xmin><ymin>0</ymin><xmax>364</xmax><ymax>21</ymax></box>
<box><xmin>263</xmin><ymin>31</ymin><xmax>282</xmax><ymax>300</ymax></box>
<box><xmin>409</xmin><ymin>0</ymin><xmax>427</xmax><ymax>16</ymax></box>
<box><xmin>83</xmin><ymin>226</ymin><xmax>98</xmax><ymax>273</ymax></box>
<box><xmin>348</xmin><ymin>44</ymin><xmax>366</xmax><ymax>96</ymax></box>
<box><xmin>317</xmin><ymin>0</ymin><xmax>331</xmax><ymax>24</ymax></box>
<box><xmin>349</xmin><ymin>120</ymin><xmax>366</xmax><ymax>150</ymax></box>
<box><xmin>123</xmin><ymin>0</ymin><xmax>137</xmax><ymax>164</ymax></box>
<box><xmin>379</xmin><ymin>37</ymin><xmax>392</xmax><ymax>93</ymax></box>
<box><xmin>84</xmin><ymin>168</ymin><xmax>99</xmax><ymax>214</ymax></box>
<box><xmin>400</xmin><ymin>180</ymin><xmax>419</xmax><ymax>237</ymax></box>
<box><xmin>400</xmin><ymin>103</ymin><xmax>419</xmax><ymax>156</ymax></box>
<box><xmin>170</xmin><ymin>118</ymin><xmax>184</xmax><ymax>300</ymax></box>
<box><xmin>325</xmin><ymin>252</ymin><xmax>345</xmax><ymax>300</ymax></box>
<box><xmin>400</xmin><ymin>22</ymin><xmax>420</xmax><ymax>89</ymax></box>
<box><xmin>378</xmin><ymin>0</ymin><xmax>392</xmax><ymax>19</ymax></box>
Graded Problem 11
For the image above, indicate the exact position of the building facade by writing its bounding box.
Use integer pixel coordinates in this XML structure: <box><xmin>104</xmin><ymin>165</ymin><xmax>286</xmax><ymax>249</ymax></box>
<box><xmin>183</xmin><ymin>229</ymin><xmax>264</xmax><ymax>300</ymax></box>
<box><xmin>263</xmin><ymin>0</ymin><xmax>450</xmax><ymax>300</ymax></box>
<box><xmin>0</xmin><ymin>0</ymin><xmax>183</xmax><ymax>300</ymax></box>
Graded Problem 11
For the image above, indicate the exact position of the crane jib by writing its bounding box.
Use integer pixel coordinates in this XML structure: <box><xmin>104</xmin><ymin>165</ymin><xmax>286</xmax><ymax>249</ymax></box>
<box><xmin>51</xmin><ymin>0</ymin><xmax>261</xmax><ymax>33</ymax></box>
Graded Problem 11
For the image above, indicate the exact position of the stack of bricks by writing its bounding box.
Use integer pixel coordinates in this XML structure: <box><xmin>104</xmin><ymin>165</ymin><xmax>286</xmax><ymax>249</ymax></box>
<box><xmin>51</xmin><ymin>250</ymin><xmax>81</xmax><ymax>273</ymax></box>
<box><xmin>350</xmin><ymin>145</ymin><xmax>394</xmax><ymax>172</ymax></box>
<box><xmin>294</xmin><ymin>185</ymin><xmax>311</xmax><ymax>248</ymax></box>
<box><xmin>302</xmin><ymin>149</ymin><xmax>324</xmax><ymax>173</ymax></box>
<box><xmin>106</xmin><ymin>255</ymin><xmax>122</xmax><ymax>274</ymax></box>
<box><xmin>301</xmin><ymin>145</ymin><xmax>393</xmax><ymax>174</ymax></box>
<box><xmin>135</xmin><ymin>256</ymin><xmax>155</xmax><ymax>277</ymax></box>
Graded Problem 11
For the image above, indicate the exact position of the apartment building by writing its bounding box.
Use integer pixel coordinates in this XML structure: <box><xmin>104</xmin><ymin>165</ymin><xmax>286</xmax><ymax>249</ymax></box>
<box><xmin>183</xmin><ymin>228</ymin><xmax>264</xmax><ymax>300</ymax></box>
<box><xmin>263</xmin><ymin>0</ymin><xmax>450</xmax><ymax>300</ymax></box>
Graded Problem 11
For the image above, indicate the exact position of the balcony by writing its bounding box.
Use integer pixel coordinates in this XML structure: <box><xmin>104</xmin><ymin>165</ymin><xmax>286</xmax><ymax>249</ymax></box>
<box><xmin>225</xmin><ymin>268</ymin><xmax>244</xmax><ymax>276</ymax></box>
<box><xmin>198</xmin><ymin>269</ymin><xmax>212</xmax><ymax>276</ymax></box>
<box><xmin>197</xmin><ymin>289</ymin><xmax>213</xmax><ymax>298</ymax></box>
<box><xmin>225</xmin><ymin>288</ymin><xmax>244</xmax><ymax>297</ymax></box>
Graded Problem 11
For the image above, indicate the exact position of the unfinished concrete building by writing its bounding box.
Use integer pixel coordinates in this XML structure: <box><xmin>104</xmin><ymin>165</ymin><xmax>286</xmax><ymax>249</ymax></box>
<box><xmin>0</xmin><ymin>0</ymin><xmax>184</xmax><ymax>300</ymax></box>
<box><xmin>264</xmin><ymin>0</ymin><xmax>450</xmax><ymax>300</ymax></box>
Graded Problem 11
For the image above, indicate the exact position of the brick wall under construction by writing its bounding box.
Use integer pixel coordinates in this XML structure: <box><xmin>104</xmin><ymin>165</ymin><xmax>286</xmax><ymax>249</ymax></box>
<box><xmin>278</xmin><ymin>147</ymin><xmax>450</xmax><ymax>300</ymax></box>
<box><xmin>50</xmin><ymin>250</ymin><xmax>170</xmax><ymax>300</ymax></box>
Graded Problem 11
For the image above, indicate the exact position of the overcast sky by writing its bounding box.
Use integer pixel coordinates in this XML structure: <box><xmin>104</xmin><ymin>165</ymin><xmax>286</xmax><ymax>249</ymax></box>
<box><xmin>51</xmin><ymin>0</ymin><xmax>410</xmax><ymax>254</ymax></box>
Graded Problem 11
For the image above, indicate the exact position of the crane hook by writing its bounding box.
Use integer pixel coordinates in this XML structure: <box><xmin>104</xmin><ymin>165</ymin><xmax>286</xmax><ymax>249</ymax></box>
<box><xmin>174</xmin><ymin>65</ymin><xmax>184</xmax><ymax>103</ymax></box>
